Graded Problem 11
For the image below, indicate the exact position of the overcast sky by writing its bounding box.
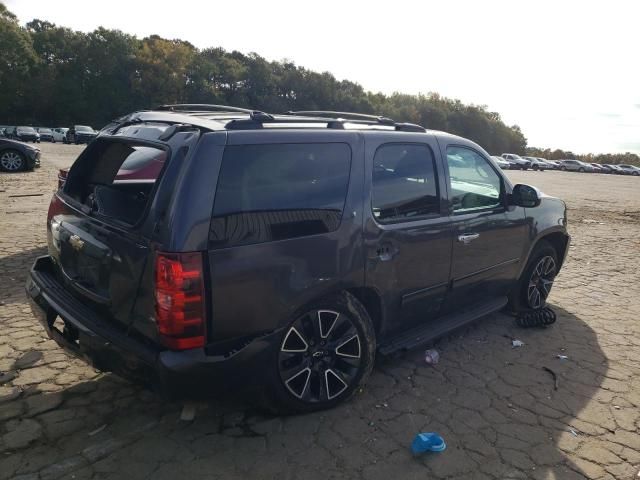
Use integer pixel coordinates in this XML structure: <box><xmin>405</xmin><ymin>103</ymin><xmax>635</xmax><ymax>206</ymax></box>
<box><xmin>7</xmin><ymin>0</ymin><xmax>640</xmax><ymax>154</ymax></box>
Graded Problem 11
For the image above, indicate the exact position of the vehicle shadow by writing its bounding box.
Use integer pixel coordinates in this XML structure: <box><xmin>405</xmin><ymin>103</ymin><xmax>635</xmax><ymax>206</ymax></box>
<box><xmin>0</xmin><ymin>246</ymin><xmax>47</xmax><ymax>304</ymax></box>
<box><xmin>1</xmin><ymin>303</ymin><xmax>609</xmax><ymax>479</ymax></box>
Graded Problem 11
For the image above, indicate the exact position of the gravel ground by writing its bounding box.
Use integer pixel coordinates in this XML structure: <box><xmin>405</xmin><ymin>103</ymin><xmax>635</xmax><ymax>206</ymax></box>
<box><xmin>1</xmin><ymin>143</ymin><xmax>639</xmax><ymax>479</ymax></box>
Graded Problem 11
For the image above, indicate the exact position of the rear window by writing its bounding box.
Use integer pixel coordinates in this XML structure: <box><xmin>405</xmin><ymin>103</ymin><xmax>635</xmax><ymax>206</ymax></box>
<box><xmin>210</xmin><ymin>143</ymin><xmax>351</xmax><ymax>248</ymax></box>
<box><xmin>65</xmin><ymin>141</ymin><xmax>167</xmax><ymax>225</ymax></box>
<box><xmin>76</xmin><ymin>125</ymin><xmax>93</xmax><ymax>132</ymax></box>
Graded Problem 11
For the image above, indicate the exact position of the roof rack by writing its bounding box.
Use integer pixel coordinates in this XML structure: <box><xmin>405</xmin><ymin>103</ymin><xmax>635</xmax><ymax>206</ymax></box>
<box><xmin>285</xmin><ymin>110</ymin><xmax>426</xmax><ymax>132</ymax></box>
<box><xmin>157</xmin><ymin>104</ymin><xmax>255</xmax><ymax>114</ymax></box>
<box><xmin>157</xmin><ymin>104</ymin><xmax>276</xmax><ymax>124</ymax></box>
<box><xmin>286</xmin><ymin>110</ymin><xmax>396</xmax><ymax>126</ymax></box>
<box><xmin>225</xmin><ymin>111</ymin><xmax>426</xmax><ymax>132</ymax></box>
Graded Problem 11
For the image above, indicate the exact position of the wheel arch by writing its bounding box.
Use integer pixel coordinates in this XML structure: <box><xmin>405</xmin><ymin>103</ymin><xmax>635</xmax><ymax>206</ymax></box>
<box><xmin>530</xmin><ymin>231</ymin><xmax>570</xmax><ymax>270</ymax></box>
<box><xmin>345</xmin><ymin>287</ymin><xmax>384</xmax><ymax>337</ymax></box>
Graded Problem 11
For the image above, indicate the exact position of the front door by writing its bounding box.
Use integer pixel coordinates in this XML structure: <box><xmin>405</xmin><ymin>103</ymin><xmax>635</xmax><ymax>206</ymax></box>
<box><xmin>364</xmin><ymin>136</ymin><xmax>452</xmax><ymax>335</ymax></box>
<box><xmin>441</xmin><ymin>144</ymin><xmax>527</xmax><ymax>312</ymax></box>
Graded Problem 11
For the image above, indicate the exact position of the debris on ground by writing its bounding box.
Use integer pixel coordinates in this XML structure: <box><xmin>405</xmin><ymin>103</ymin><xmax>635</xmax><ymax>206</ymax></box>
<box><xmin>88</xmin><ymin>424</ymin><xmax>107</xmax><ymax>436</ymax></box>
<box><xmin>512</xmin><ymin>339</ymin><xmax>525</xmax><ymax>348</ymax></box>
<box><xmin>424</xmin><ymin>349</ymin><xmax>440</xmax><ymax>365</ymax></box>
<box><xmin>542</xmin><ymin>366</ymin><xmax>559</xmax><ymax>390</ymax></box>
<box><xmin>411</xmin><ymin>432</ymin><xmax>446</xmax><ymax>454</ymax></box>
<box><xmin>569</xmin><ymin>428</ymin><xmax>579</xmax><ymax>437</ymax></box>
<box><xmin>180</xmin><ymin>402</ymin><xmax>197</xmax><ymax>421</ymax></box>
<box><xmin>556</xmin><ymin>355</ymin><xmax>569</xmax><ymax>360</ymax></box>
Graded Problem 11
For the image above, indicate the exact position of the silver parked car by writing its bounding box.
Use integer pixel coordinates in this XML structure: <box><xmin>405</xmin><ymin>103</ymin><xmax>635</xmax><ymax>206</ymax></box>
<box><xmin>501</xmin><ymin>153</ymin><xmax>530</xmax><ymax>170</ymax></box>
<box><xmin>523</xmin><ymin>156</ymin><xmax>548</xmax><ymax>171</ymax></box>
<box><xmin>490</xmin><ymin>155</ymin><xmax>511</xmax><ymax>169</ymax></box>
<box><xmin>617</xmin><ymin>164</ymin><xmax>640</xmax><ymax>176</ymax></box>
<box><xmin>558</xmin><ymin>159</ymin><xmax>593</xmax><ymax>173</ymax></box>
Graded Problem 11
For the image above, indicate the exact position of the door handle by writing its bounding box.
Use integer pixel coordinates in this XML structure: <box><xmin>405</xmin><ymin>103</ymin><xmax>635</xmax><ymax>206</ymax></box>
<box><xmin>458</xmin><ymin>233</ymin><xmax>480</xmax><ymax>244</ymax></box>
<box><xmin>375</xmin><ymin>244</ymin><xmax>397</xmax><ymax>261</ymax></box>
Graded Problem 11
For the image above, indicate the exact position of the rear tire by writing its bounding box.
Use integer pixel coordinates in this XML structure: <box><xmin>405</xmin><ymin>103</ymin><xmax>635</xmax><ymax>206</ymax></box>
<box><xmin>509</xmin><ymin>241</ymin><xmax>558</xmax><ymax>313</ymax></box>
<box><xmin>265</xmin><ymin>291</ymin><xmax>376</xmax><ymax>414</ymax></box>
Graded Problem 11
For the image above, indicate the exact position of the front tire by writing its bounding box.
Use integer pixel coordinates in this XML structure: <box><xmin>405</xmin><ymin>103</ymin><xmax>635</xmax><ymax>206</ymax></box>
<box><xmin>268</xmin><ymin>292</ymin><xmax>376</xmax><ymax>413</ymax></box>
<box><xmin>579</xmin><ymin>167</ymin><xmax>585</xmax><ymax>172</ymax></box>
<box><xmin>509</xmin><ymin>241</ymin><xmax>558</xmax><ymax>313</ymax></box>
<box><xmin>0</xmin><ymin>150</ymin><xmax>26</xmax><ymax>172</ymax></box>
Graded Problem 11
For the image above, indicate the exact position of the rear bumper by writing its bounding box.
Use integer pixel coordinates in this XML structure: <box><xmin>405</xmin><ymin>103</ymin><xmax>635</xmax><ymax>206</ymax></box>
<box><xmin>26</xmin><ymin>255</ymin><xmax>278</xmax><ymax>399</ymax></box>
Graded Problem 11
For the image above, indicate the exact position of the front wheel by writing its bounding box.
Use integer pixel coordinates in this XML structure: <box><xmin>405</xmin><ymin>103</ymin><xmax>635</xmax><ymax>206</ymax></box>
<box><xmin>579</xmin><ymin>167</ymin><xmax>585</xmax><ymax>172</ymax></box>
<box><xmin>0</xmin><ymin>150</ymin><xmax>26</xmax><ymax>172</ymax></box>
<box><xmin>268</xmin><ymin>292</ymin><xmax>376</xmax><ymax>413</ymax></box>
<box><xmin>509</xmin><ymin>241</ymin><xmax>558</xmax><ymax>313</ymax></box>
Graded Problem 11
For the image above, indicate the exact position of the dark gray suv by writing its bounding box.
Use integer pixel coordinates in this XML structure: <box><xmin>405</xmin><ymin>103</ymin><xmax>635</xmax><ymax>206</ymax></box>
<box><xmin>26</xmin><ymin>105</ymin><xmax>569</xmax><ymax>412</ymax></box>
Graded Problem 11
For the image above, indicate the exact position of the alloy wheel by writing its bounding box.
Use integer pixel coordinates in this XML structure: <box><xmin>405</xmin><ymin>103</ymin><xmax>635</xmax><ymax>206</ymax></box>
<box><xmin>527</xmin><ymin>256</ymin><xmax>557</xmax><ymax>309</ymax></box>
<box><xmin>0</xmin><ymin>151</ymin><xmax>24</xmax><ymax>171</ymax></box>
<box><xmin>278</xmin><ymin>309</ymin><xmax>362</xmax><ymax>403</ymax></box>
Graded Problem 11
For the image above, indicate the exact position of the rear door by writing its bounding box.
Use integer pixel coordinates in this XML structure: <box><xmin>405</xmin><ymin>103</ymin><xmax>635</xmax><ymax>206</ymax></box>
<box><xmin>363</xmin><ymin>133</ymin><xmax>452</xmax><ymax>334</ymax></box>
<box><xmin>439</xmin><ymin>143</ymin><xmax>527</xmax><ymax>312</ymax></box>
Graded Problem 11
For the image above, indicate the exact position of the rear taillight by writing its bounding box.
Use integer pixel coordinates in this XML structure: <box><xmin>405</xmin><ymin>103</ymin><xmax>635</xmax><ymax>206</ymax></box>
<box><xmin>47</xmin><ymin>194</ymin><xmax>66</xmax><ymax>224</ymax></box>
<box><xmin>154</xmin><ymin>252</ymin><xmax>206</xmax><ymax>350</ymax></box>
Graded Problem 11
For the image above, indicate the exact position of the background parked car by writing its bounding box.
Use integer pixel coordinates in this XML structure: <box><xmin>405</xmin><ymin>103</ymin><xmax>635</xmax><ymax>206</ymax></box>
<box><xmin>523</xmin><ymin>156</ymin><xmax>547</xmax><ymax>171</ymax></box>
<box><xmin>0</xmin><ymin>138</ymin><xmax>41</xmax><ymax>172</ymax></box>
<box><xmin>52</xmin><ymin>128</ymin><xmax>68</xmax><ymax>142</ymax></box>
<box><xmin>490</xmin><ymin>155</ymin><xmax>511</xmax><ymax>169</ymax></box>
<box><xmin>558</xmin><ymin>159</ymin><xmax>593</xmax><ymax>172</ymax></box>
<box><xmin>65</xmin><ymin>125</ymin><xmax>97</xmax><ymax>144</ymax></box>
<box><xmin>6</xmin><ymin>126</ymin><xmax>41</xmax><ymax>143</ymax></box>
<box><xmin>602</xmin><ymin>164</ymin><xmax>623</xmax><ymax>174</ymax></box>
<box><xmin>617</xmin><ymin>164</ymin><xmax>640</xmax><ymax>176</ymax></box>
<box><xmin>36</xmin><ymin>127</ymin><xmax>54</xmax><ymax>142</ymax></box>
<box><xmin>501</xmin><ymin>153</ymin><xmax>530</xmax><ymax>170</ymax></box>
<box><xmin>536</xmin><ymin>158</ymin><xmax>558</xmax><ymax>170</ymax></box>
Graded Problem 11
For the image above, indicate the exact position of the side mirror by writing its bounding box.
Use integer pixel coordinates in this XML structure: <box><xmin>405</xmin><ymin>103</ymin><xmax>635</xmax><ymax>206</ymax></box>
<box><xmin>511</xmin><ymin>184</ymin><xmax>541</xmax><ymax>208</ymax></box>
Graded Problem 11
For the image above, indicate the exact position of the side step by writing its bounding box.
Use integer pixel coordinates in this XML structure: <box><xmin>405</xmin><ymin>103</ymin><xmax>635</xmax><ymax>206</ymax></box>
<box><xmin>378</xmin><ymin>296</ymin><xmax>508</xmax><ymax>355</ymax></box>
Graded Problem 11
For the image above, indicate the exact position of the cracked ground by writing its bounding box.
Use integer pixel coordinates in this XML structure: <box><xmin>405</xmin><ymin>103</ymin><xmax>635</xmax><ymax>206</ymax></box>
<box><xmin>1</xmin><ymin>144</ymin><xmax>640</xmax><ymax>479</ymax></box>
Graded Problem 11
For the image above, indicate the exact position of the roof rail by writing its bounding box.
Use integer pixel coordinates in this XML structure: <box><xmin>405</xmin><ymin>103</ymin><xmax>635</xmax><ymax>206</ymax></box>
<box><xmin>286</xmin><ymin>110</ymin><xmax>396</xmax><ymax>126</ymax></box>
<box><xmin>286</xmin><ymin>110</ymin><xmax>426</xmax><ymax>132</ymax></box>
<box><xmin>157</xmin><ymin>104</ymin><xmax>255</xmax><ymax>114</ymax></box>
<box><xmin>157</xmin><ymin>104</ymin><xmax>275</xmax><ymax>123</ymax></box>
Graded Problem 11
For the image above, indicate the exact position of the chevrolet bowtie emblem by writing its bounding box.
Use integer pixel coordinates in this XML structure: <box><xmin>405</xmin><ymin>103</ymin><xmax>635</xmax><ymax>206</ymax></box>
<box><xmin>69</xmin><ymin>234</ymin><xmax>85</xmax><ymax>251</ymax></box>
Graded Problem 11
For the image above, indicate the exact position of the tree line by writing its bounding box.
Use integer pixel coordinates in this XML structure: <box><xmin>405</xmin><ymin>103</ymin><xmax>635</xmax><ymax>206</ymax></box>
<box><xmin>1</xmin><ymin>3</ymin><xmax>637</xmax><ymax>165</ymax></box>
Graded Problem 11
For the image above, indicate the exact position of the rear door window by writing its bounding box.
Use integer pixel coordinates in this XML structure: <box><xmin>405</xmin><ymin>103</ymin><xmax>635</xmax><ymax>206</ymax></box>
<box><xmin>210</xmin><ymin>143</ymin><xmax>351</xmax><ymax>248</ymax></box>
<box><xmin>371</xmin><ymin>143</ymin><xmax>440</xmax><ymax>222</ymax></box>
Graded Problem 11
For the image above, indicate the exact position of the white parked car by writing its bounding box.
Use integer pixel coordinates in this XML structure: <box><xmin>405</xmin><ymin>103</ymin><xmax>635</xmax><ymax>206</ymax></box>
<box><xmin>51</xmin><ymin>128</ymin><xmax>68</xmax><ymax>143</ymax></box>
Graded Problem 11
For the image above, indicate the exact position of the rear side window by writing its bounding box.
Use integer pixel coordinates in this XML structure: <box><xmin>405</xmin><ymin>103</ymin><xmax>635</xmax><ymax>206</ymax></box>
<box><xmin>65</xmin><ymin>141</ymin><xmax>167</xmax><ymax>225</ymax></box>
<box><xmin>372</xmin><ymin>143</ymin><xmax>439</xmax><ymax>222</ymax></box>
<box><xmin>210</xmin><ymin>143</ymin><xmax>351</xmax><ymax>248</ymax></box>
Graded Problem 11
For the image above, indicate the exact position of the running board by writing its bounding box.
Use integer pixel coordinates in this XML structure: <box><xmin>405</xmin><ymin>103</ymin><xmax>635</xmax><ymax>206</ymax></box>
<box><xmin>378</xmin><ymin>296</ymin><xmax>508</xmax><ymax>355</ymax></box>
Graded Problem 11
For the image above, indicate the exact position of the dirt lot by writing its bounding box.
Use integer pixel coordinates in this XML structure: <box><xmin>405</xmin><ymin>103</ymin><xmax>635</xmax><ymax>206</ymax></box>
<box><xmin>1</xmin><ymin>143</ymin><xmax>639</xmax><ymax>479</ymax></box>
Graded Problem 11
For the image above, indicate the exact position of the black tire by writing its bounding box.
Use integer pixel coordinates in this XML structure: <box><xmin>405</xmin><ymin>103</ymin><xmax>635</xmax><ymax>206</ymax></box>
<box><xmin>0</xmin><ymin>149</ymin><xmax>26</xmax><ymax>172</ymax></box>
<box><xmin>509</xmin><ymin>241</ymin><xmax>558</xmax><ymax>313</ymax></box>
<box><xmin>579</xmin><ymin>167</ymin><xmax>585</xmax><ymax>172</ymax></box>
<box><xmin>265</xmin><ymin>291</ymin><xmax>376</xmax><ymax>414</ymax></box>
<box><xmin>560</xmin><ymin>166</ymin><xmax>566</xmax><ymax>171</ymax></box>
<box><xmin>533</xmin><ymin>165</ymin><xmax>539</xmax><ymax>171</ymax></box>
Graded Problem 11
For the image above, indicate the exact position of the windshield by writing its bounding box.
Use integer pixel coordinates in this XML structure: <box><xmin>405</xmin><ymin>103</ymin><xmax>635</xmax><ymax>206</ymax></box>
<box><xmin>76</xmin><ymin>125</ymin><xmax>94</xmax><ymax>132</ymax></box>
<box><xmin>18</xmin><ymin>127</ymin><xmax>36</xmax><ymax>133</ymax></box>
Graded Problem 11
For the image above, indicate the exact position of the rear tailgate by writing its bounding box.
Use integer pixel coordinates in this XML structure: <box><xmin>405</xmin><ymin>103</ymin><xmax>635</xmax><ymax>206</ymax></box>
<box><xmin>48</xmin><ymin>136</ymin><xmax>172</xmax><ymax>333</ymax></box>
